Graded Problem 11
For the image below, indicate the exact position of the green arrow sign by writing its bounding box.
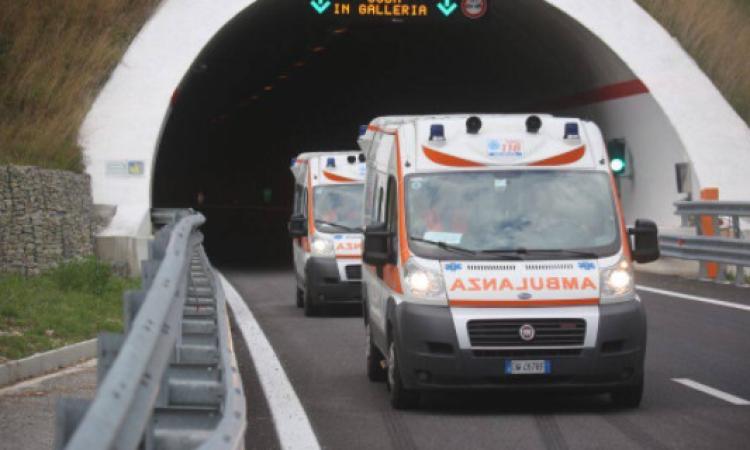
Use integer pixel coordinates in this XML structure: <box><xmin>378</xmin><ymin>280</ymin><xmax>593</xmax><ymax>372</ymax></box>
<box><xmin>437</xmin><ymin>0</ymin><xmax>458</xmax><ymax>16</ymax></box>
<box><xmin>310</xmin><ymin>0</ymin><xmax>332</xmax><ymax>15</ymax></box>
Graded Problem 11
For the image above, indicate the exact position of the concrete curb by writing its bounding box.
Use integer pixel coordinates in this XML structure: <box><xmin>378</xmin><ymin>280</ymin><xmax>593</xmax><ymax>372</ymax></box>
<box><xmin>0</xmin><ymin>339</ymin><xmax>97</xmax><ymax>387</ymax></box>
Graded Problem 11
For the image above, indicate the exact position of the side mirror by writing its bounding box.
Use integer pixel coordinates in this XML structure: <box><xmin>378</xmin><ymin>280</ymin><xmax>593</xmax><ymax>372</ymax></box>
<box><xmin>629</xmin><ymin>219</ymin><xmax>659</xmax><ymax>264</ymax></box>
<box><xmin>288</xmin><ymin>214</ymin><xmax>307</xmax><ymax>238</ymax></box>
<box><xmin>363</xmin><ymin>223</ymin><xmax>394</xmax><ymax>266</ymax></box>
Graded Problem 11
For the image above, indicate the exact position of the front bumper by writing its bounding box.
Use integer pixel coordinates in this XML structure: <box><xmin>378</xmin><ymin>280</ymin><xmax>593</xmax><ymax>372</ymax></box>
<box><xmin>392</xmin><ymin>300</ymin><xmax>646</xmax><ymax>391</ymax></box>
<box><xmin>305</xmin><ymin>257</ymin><xmax>361</xmax><ymax>305</ymax></box>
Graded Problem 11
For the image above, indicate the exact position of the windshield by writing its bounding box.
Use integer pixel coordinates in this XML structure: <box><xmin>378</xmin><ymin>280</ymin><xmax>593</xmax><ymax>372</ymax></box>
<box><xmin>314</xmin><ymin>184</ymin><xmax>364</xmax><ymax>232</ymax></box>
<box><xmin>405</xmin><ymin>171</ymin><xmax>620</xmax><ymax>259</ymax></box>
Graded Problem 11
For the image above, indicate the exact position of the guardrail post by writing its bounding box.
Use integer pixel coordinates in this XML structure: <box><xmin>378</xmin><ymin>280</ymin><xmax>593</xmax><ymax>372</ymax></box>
<box><xmin>54</xmin><ymin>398</ymin><xmax>91</xmax><ymax>450</ymax></box>
<box><xmin>698</xmin><ymin>188</ymin><xmax>720</xmax><ymax>280</ymax></box>
<box><xmin>97</xmin><ymin>333</ymin><xmax>125</xmax><ymax>383</ymax></box>
<box><xmin>732</xmin><ymin>215</ymin><xmax>748</xmax><ymax>287</ymax></box>
<box><xmin>141</xmin><ymin>260</ymin><xmax>161</xmax><ymax>290</ymax></box>
<box><xmin>124</xmin><ymin>290</ymin><xmax>146</xmax><ymax>334</ymax></box>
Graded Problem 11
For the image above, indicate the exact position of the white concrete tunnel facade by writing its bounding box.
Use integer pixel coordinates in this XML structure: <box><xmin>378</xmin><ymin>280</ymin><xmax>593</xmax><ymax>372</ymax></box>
<box><xmin>81</xmin><ymin>0</ymin><xmax>750</xmax><ymax>269</ymax></box>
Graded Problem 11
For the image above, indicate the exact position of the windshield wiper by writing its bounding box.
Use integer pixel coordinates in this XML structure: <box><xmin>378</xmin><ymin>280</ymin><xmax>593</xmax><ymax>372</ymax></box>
<box><xmin>315</xmin><ymin>220</ymin><xmax>361</xmax><ymax>233</ymax></box>
<box><xmin>475</xmin><ymin>248</ymin><xmax>526</xmax><ymax>260</ymax></box>
<box><xmin>525</xmin><ymin>249</ymin><xmax>599</xmax><ymax>259</ymax></box>
<box><xmin>480</xmin><ymin>248</ymin><xmax>597</xmax><ymax>259</ymax></box>
<box><xmin>408</xmin><ymin>236</ymin><xmax>477</xmax><ymax>256</ymax></box>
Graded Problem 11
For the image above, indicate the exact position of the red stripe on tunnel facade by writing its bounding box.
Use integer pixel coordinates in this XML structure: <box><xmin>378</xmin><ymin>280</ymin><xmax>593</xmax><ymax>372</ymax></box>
<box><xmin>541</xmin><ymin>79</ymin><xmax>650</xmax><ymax>111</ymax></box>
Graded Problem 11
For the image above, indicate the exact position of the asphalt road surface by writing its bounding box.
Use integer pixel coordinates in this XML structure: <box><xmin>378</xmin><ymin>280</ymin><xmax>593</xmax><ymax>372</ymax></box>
<box><xmin>224</xmin><ymin>269</ymin><xmax>750</xmax><ymax>450</ymax></box>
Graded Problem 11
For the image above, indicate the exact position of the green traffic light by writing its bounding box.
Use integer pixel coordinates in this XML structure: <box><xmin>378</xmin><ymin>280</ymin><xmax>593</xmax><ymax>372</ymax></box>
<box><xmin>610</xmin><ymin>158</ymin><xmax>626</xmax><ymax>173</ymax></box>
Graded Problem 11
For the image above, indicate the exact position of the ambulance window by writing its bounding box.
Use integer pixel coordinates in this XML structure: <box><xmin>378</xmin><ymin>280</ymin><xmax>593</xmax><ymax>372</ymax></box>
<box><xmin>385</xmin><ymin>176</ymin><xmax>397</xmax><ymax>233</ymax></box>
<box><xmin>293</xmin><ymin>184</ymin><xmax>304</xmax><ymax>215</ymax></box>
<box><xmin>377</xmin><ymin>186</ymin><xmax>384</xmax><ymax>223</ymax></box>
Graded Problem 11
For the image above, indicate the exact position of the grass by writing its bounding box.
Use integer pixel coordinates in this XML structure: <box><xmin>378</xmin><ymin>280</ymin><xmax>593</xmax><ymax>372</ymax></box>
<box><xmin>636</xmin><ymin>0</ymin><xmax>750</xmax><ymax>126</ymax></box>
<box><xmin>0</xmin><ymin>0</ymin><xmax>161</xmax><ymax>172</ymax></box>
<box><xmin>0</xmin><ymin>258</ymin><xmax>138</xmax><ymax>362</ymax></box>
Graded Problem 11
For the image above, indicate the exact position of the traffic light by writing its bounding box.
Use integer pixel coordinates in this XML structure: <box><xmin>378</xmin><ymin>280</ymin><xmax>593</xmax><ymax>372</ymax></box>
<box><xmin>607</xmin><ymin>139</ymin><xmax>630</xmax><ymax>177</ymax></box>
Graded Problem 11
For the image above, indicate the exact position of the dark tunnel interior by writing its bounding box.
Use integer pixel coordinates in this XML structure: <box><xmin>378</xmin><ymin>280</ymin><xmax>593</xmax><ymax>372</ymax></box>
<box><xmin>152</xmin><ymin>0</ymin><xmax>627</xmax><ymax>266</ymax></box>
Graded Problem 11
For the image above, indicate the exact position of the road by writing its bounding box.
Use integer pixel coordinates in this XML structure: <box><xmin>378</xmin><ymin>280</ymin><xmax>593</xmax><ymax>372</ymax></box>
<box><xmin>0</xmin><ymin>360</ymin><xmax>96</xmax><ymax>450</ymax></box>
<box><xmin>224</xmin><ymin>269</ymin><xmax>750</xmax><ymax>450</ymax></box>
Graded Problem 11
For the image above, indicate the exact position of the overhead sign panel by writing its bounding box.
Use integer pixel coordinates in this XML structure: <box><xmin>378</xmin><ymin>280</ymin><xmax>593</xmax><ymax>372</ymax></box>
<box><xmin>309</xmin><ymin>0</ymin><xmax>489</xmax><ymax>20</ymax></box>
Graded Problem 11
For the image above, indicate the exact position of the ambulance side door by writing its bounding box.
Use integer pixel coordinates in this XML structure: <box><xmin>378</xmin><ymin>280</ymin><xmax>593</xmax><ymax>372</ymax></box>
<box><xmin>292</xmin><ymin>182</ymin><xmax>308</xmax><ymax>281</ymax></box>
<box><xmin>365</xmin><ymin>168</ymin><xmax>389</xmax><ymax>327</ymax></box>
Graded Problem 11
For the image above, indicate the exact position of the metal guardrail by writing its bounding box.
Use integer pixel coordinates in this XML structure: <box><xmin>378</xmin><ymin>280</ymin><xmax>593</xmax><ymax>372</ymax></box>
<box><xmin>55</xmin><ymin>211</ymin><xmax>246</xmax><ymax>449</ymax></box>
<box><xmin>660</xmin><ymin>201</ymin><xmax>749</xmax><ymax>287</ymax></box>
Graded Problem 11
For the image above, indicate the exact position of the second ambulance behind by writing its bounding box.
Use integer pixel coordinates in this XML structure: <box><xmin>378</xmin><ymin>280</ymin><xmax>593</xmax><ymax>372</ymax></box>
<box><xmin>359</xmin><ymin>114</ymin><xmax>659</xmax><ymax>409</ymax></box>
<box><xmin>289</xmin><ymin>151</ymin><xmax>366</xmax><ymax>316</ymax></box>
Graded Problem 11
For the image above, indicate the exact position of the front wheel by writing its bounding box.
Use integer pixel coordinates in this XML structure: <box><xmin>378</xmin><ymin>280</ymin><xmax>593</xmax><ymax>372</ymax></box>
<box><xmin>296</xmin><ymin>288</ymin><xmax>304</xmax><ymax>308</ymax></box>
<box><xmin>387</xmin><ymin>341</ymin><xmax>420</xmax><ymax>409</ymax></box>
<box><xmin>304</xmin><ymin>290</ymin><xmax>318</xmax><ymax>317</ymax></box>
<box><xmin>366</xmin><ymin>324</ymin><xmax>386</xmax><ymax>382</ymax></box>
<box><xmin>611</xmin><ymin>377</ymin><xmax>644</xmax><ymax>408</ymax></box>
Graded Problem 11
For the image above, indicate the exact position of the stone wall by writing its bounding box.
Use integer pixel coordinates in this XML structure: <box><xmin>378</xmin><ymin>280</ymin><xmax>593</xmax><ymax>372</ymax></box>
<box><xmin>0</xmin><ymin>165</ymin><xmax>95</xmax><ymax>275</ymax></box>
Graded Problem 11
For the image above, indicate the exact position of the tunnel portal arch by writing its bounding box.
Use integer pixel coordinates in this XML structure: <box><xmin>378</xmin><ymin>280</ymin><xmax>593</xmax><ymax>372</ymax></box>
<box><xmin>82</xmin><ymin>0</ymin><xmax>750</xmax><ymax>266</ymax></box>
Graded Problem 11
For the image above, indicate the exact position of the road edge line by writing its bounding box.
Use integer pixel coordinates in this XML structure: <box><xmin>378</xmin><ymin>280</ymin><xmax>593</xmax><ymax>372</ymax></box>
<box><xmin>672</xmin><ymin>378</ymin><xmax>750</xmax><ymax>406</ymax></box>
<box><xmin>635</xmin><ymin>285</ymin><xmax>750</xmax><ymax>312</ymax></box>
<box><xmin>219</xmin><ymin>273</ymin><xmax>321</xmax><ymax>450</ymax></box>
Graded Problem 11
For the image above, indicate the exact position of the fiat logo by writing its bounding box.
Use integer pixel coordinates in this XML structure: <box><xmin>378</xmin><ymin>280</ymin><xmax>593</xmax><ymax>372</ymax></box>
<box><xmin>519</xmin><ymin>324</ymin><xmax>536</xmax><ymax>341</ymax></box>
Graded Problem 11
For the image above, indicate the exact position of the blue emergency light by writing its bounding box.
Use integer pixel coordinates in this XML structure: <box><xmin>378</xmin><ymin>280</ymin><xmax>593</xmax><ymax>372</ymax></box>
<box><xmin>290</xmin><ymin>157</ymin><xmax>296</xmax><ymax>167</ymax></box>
<box><xmin>429</xmin><ymin>124</ymin><xmax>445</xmax><ymax>141</ymax></box>
<box><xmin>327</xmin><ymin>157</ymin><xmax>336</xmax><ymax>168</ymax></box>
<box><xmin>358</xmin><ymin>125</ymin><xmax>368</xmax><ymax>137</ymax></box>
<box><xmin>564</xmin><ymin>122</ymin><xmax>580</xmax><ymax>139</ymax></box>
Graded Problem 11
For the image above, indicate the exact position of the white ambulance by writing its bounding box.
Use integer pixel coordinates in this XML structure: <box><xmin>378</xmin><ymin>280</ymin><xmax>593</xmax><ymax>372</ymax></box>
<box><xmin>359</xmin><ymin>114</ymin><xmax>659</xmax><ymax>409</ymax></box>
<box><xmin>289</xmin><ymin>151</ymin><xmax>367</xmax><ymax>316</ymax></box>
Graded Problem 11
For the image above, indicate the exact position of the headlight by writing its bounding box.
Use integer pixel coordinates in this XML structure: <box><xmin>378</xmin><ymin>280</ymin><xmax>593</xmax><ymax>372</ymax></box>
<box><xmin>311</xmin><ymin>237</ymin><xmax>335</xmax><ymax>257</ymax></box>
<box><xmin>403</xmin><ymin>258</ymin><xmax>446</xmax><ymax>304</ymax></box>
<box><xmin>600</xmin><ymin>258</ymin><xmax>635</xmax><ymax>303</ymax></box>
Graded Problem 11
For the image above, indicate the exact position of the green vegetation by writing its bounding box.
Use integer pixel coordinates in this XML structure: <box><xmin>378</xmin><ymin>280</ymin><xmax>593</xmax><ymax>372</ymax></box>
<box><xmin>0</xmin><ymin>258</ymin><xmax>138</xmax><ymax>362</ymax></box>
<box><xmin>0</xmin><ymin>0</ymin><xmax>160</xmax><ymax>172</ymax></box>
<box><xmin>636</xmin><ymin>0</ymin><xmax>750</xmax><ymax>125</ymax></box>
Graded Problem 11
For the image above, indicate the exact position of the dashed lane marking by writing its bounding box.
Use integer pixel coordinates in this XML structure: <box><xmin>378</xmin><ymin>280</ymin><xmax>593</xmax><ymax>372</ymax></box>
<box><xmin>672</xmin><ymin>378</ymin><xmax>750</xmax><ymax>406</ymax></box>
<box><xmin>220</xmin><ymin>273</ymin><xmax>321</xmax><ymax>450</ymax></box>
<box><xmin>636</xmin><ymin>285</ymin><xmax>750</xmax><ymax>313</ymax></box>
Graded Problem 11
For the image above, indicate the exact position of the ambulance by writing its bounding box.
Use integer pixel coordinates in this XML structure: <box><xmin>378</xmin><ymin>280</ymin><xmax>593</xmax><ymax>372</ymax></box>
<box><xmin>288</xmin><ymin>151</ymin><xmax>367</xmax><ymax>316</ymax></box>
<box><xmin>358</xmin><ymin>114</ymin><xmax>659</xmax><ymax>409</ymax></box>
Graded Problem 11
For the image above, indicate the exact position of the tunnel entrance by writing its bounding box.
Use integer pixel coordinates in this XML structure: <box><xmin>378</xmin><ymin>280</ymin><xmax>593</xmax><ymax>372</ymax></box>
<box><xmin>152</xmin><ymin>0</ymin><xmax>663</xmax><ymax>266</ymax></box>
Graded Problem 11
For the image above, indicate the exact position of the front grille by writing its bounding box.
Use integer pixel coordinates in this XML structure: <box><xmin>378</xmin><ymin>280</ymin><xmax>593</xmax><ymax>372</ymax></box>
<box><xmin>345</xmin><ymin>265</ymin><xmax>362</xmax><ymax>280</ymax></box>
<box><xmin>473</xmin><ymin>349</ymin><xmax>582</xmax><ymax>358</ymax></box>
<box><xmin>467</xmin><ymin>319</ymin><xmax>586</xmax><ymax>347</ymax></box>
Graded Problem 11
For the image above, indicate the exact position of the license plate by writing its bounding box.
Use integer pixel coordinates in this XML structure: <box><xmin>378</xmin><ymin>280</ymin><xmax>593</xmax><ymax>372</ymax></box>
<box><xmin>505</xmin><ymin>360</ymin><xmax>551</xmax><ymax>375</ymax></box>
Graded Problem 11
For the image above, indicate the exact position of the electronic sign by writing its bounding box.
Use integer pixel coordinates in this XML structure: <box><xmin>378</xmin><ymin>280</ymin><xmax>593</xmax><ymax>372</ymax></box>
<box><xmin>309</xmin><ymin>0</ymin><xmax>490</xmax><ymax>20</ymax></box>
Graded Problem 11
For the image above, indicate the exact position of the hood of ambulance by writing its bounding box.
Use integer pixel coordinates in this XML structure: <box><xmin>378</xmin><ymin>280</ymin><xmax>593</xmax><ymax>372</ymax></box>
<box><xmin>439</xmin><ymin>259</ymin><xmax>601</xmax><ymax>306</ymax></box>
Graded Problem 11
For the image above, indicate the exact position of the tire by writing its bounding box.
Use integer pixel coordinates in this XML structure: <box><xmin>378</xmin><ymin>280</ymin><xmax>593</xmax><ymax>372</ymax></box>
<box><xmin>387</xmin><ymin>340</ymin><xmax>420</xmax><ymax>409</ymax></box>
<box><xmin>366</xmin><ymin>323</ymin><xmax>386</xmax><ymax>382</ymax></box>
<box><xmin>296</xmin><ymin>288</ymin><xmax>304</xmax><ymax>308</ymax></box>
<box><xmin>611</xmin><ymin>377</ymin><xmax>644</xmax><ymax>408</ymax></box>
<box><xmin>304</xmin><ymin>290</ymin><xmax>318</xmax><ymax>317</ymax></box>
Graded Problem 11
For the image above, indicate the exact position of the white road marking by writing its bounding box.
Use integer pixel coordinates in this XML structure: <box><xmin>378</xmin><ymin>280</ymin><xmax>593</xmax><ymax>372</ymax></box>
<box><xmin>0</xmin><ymin>359</ymin><xmax>96</xmax><ymax>396</ymax></box>
<box><xmin>672</xmin><ymin>378</ymin><xmax>750</xmax><ymax>406</ymax></box>
<box><xmin>636</xmin><ymin>285</ymin><xmax>750</xmax><ymax>312</ymax></box>
<box><xmin>219</xmin><ymin>273</ymin><xmax>321</xmax><ymax>450</ymax></box>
